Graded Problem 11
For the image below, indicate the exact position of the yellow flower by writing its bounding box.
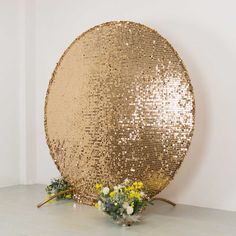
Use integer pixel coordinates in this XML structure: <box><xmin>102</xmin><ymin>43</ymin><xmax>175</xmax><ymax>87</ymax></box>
<box><xmin>65</xmin><ymin>194</ymin><xmax>72</xmax><ymax>199</ymax></box>
<box><xmin>131</xmin><ymin>181</ymin><xmax>143</xmax><ymax>189</ymax></box>
<box><xmin>95</xmin><ymin>203</ymin><xmax>99</xmax><ymax>209</ymax></box>
<box><xmin>96</xmin><ymin>183</ymin><xmax>103</xmax><ymax>189</ymax></box>
<box><xmin>124</xmin><ymin>185</ymin><xmax>134</xmax><ymax>192</ymax></box>
<box><xmin>128</xmin><ymin>191</ymin><xmax>141</xmax><ymax>199</ymax></box>
<box><xmin>109</xmin><ymin>191</ymin><xmax>116</xmax><ymax>198</ymax></box>
<box><xmin>137</xmin><ymin>182</ymin><xmax>143</xmax><ymax>189</ymax></box>
<box><xmin>135</xmin><ymin>192</ymin><xmax>141</xmax><ymax>199</ymax></box>
<box><xmin>128</xmin><ymin>192</ymin><xmax>135</xmax><ymax>199</ymax></box>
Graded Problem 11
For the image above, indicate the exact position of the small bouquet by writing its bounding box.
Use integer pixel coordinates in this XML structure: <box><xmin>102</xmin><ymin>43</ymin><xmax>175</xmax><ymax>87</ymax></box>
<box><xmin>95</xmin><ymin>179</ymin><xmax>150</xmax><ymax>226</ymax></box>
<box><xmin>45</xmin><ymin>177</ymin><xmax>73</xmax><ymax>200</ymax></box>
<box><xmin>37</xmin><ymin>177</ymin><xmax>74</xmax><ymax>208</ymax></box>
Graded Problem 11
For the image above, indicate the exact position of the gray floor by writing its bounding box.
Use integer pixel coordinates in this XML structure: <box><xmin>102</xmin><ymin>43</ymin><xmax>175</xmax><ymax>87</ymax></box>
<box><xmin>0</xmin><ymin>185</ymin><xmax>235</xmax><ymax>236</ymax></box>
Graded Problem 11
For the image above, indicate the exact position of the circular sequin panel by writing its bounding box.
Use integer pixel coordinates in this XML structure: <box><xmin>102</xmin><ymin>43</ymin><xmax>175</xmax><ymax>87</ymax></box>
<box><xmin>45</xmin><ymin>21</ymin><xmax>195</xmax><ymax>205</ymax></box>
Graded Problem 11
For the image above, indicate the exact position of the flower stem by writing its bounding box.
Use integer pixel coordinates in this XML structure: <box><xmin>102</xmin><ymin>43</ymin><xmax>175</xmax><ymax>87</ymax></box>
<box><xmin>37</xmin><ymin>188</ymin><xmax>74</xmax><ymax>208</ymax></box>
<box><xmin>152</xmin><ymin>197</ymin><xmax>176</xmax><ymax>206</ymax></box>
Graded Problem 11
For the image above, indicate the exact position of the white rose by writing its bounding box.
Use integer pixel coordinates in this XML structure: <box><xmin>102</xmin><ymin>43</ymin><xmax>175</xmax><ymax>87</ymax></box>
<box><xmin>122</xmin><ymin>202</ymin><xmax>129</xmax><ymax>209</ymax></box>
<box><xmin>126</xmin><ymin>206</ymin><xmax>134</xmax><ymax>215</ymax></box>
<box><xmin>102</xmin><ymin>187</ymin><xmax>110</xmax><ymax>195</ymax></box>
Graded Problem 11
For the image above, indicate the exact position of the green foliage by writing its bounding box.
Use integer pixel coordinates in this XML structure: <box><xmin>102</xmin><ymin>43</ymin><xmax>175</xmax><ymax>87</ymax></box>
<box><xmin>45</xmin><ymin>177</ymin><xmax>72</xmax><ymax>200</ymax></box>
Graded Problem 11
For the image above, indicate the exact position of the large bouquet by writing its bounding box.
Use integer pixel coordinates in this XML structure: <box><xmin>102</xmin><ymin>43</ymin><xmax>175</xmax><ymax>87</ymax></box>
<box><xmin>95</xmin><ymin>179</ymin><xmax>150</xmax><ymax>226</ymax></box>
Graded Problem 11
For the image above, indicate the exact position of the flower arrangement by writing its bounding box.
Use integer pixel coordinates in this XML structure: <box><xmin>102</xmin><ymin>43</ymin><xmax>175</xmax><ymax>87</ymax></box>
<box><xmin>95</xmin><ymin>179</ymin><xmax>150</xmax><ymax>226</ymax></box>
<box><xmin>45</xmin><ymin>177</ymin><xmax>73</xmax><ymax>200</ymax></box>
<box><xmin>38</xmin><ymin>177</ymin><xmax>175</xmax><ymax>223</ymax></box>
<box><xmin>37</xmin><ymin>177</ymin><xmax>74</xmax><ymax>208</ymax></box>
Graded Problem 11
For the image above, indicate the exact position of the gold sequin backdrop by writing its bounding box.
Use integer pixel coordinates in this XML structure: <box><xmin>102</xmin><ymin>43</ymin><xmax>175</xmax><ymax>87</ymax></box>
<box><xmin>45</xmin><ymin>21</ymin><xmax>195</xmax><ymax>204</ymax></box>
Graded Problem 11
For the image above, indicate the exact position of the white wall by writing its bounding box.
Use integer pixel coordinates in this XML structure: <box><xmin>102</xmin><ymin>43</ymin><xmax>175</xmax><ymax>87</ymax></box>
<box><xmin>1</xmin><ymin>0</ymin><xmax>236</xmax><ymax>211</ymax></box>
<box><xmin>0</xmin><ymin>0</ymin><xmax>23</xmax><ymax>187</ymax></box>
<box><xmin>0</xmin><ymin>0</ymin><xmax>37</xmax><ymax>187</ymax></box>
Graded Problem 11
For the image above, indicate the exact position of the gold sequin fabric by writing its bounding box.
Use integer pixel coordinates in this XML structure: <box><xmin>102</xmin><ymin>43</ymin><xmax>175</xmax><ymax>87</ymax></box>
<box><xmin>45</xmin><ymin>21</ymin><xmax>195</xmax><ymax>205</ymax></box>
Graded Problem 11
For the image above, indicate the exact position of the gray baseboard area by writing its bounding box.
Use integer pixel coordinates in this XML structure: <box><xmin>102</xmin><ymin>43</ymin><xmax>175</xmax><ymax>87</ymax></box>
<box><xmin>0</xmin><ymin>185</ymin><xmax>235</xmax><ymax>236</ymax></box>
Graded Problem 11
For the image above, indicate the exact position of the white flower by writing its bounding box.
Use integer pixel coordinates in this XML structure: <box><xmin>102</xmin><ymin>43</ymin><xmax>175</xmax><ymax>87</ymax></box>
<box><xmin>140</xmin><ymin>191</ymin><xmax>145</xmax><ymax>197</ymax></box>
<box><xmin>126</xmin><ymin>206</ymin><xmax>134</xmax><ymax>215</ymax></box>
<box><xmin>117</xmin><ymin>184</ymin><xmax>124</xmax><ymax>189</ymax></box>
<box><xmin>124</xmin><ymin>178</ymin><xmax>130</xmax><ymax>185</ymax></box>
<box><xmin>122</xmin><ymin>202</ymin><xmax>129</xmax><ymax>209</ymax></box>
<box><xmin>96</xmin><ymin>200</ymin><xmax>102</xmax><ymax>210</ymax></box>
<box><xmin>102</xmin><ymin>187</ymin><xmax>110</xmax><ymax>195</ymax></box>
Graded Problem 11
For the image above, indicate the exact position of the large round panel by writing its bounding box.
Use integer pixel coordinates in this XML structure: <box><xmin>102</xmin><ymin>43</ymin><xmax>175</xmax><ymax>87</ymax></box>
<box><xmin>45</xmin><ymin>21</ymin><xmax>195</xmax><ymax>204</ymax></box>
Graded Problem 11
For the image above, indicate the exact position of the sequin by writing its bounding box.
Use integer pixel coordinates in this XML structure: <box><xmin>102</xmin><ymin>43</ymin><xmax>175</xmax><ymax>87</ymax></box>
<box><xmin>44</xmin><ymin>21</ymin><xmax>195</xmax><ymax>205</ymax></box>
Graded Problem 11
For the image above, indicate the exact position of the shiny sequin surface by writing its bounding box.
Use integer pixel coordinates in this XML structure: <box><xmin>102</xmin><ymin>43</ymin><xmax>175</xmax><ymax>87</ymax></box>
<box><xmin>45</xmin><ymin>21</ymin><xmax>195</xmax><ymax>205</ymax></box>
